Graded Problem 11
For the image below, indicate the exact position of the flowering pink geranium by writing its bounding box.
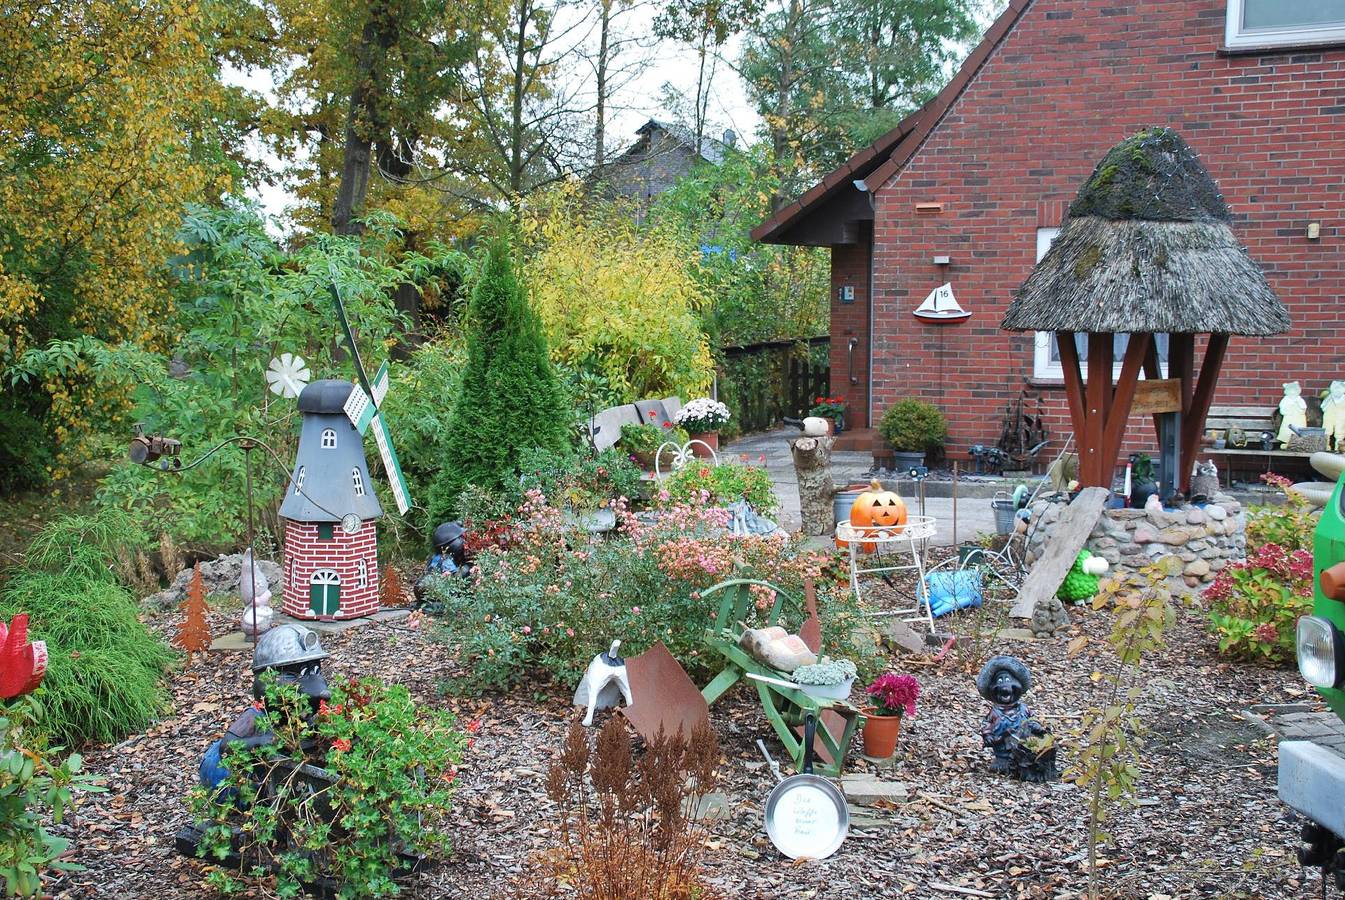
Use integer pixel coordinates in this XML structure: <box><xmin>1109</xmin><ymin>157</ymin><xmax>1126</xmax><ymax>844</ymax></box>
<box><xmin>866</xmin><ymin>673</ymin><xmax>920</xmax><ymax>718</ymax></box>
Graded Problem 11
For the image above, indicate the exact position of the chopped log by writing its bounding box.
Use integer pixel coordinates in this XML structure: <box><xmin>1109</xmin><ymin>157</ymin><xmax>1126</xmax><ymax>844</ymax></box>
<box><xmin>790</xmin><ymin>435</ymin><xmax>836</xmax><ymax>536</ymax></box>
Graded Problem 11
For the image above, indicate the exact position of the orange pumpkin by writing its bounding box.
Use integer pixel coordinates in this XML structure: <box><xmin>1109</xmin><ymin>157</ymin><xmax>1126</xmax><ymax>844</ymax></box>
<box><xmin>849</xmin><ymin>480</ymin><xmax>907</xmax><ymax>551</ymax></box>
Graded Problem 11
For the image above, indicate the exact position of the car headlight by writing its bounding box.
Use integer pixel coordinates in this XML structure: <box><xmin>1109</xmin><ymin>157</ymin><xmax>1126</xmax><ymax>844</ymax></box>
<box><xmin>1297</xmin><ymin>616</ymin><xmax>1342</xmax><ymax>689</ymax></box>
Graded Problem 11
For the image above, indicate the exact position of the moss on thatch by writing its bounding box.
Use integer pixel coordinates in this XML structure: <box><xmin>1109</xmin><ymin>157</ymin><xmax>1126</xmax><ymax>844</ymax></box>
<box><xmin>1068</xmin><ymin>128</ymin><xmax>1229</xmax><ymax>223</ymax></box>
<box><xmin>1003</xmin><ymin>127</ymin><xmax>1289</xmax><ymax>337</ymax></box>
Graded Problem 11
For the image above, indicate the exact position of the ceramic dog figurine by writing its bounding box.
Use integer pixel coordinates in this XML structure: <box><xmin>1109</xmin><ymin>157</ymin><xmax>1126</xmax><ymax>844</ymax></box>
<box><xmin>573</xmin><ymin>640</ymin><xmax>634</xmax><ymax>726</ymax></box>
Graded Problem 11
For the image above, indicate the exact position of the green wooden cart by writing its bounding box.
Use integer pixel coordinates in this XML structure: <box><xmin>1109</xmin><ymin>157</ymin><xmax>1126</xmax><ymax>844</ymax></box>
<box><xmin>698</xmin><ymin>578</ymin><xmax>865</xmax><ymax>777</ymax></box>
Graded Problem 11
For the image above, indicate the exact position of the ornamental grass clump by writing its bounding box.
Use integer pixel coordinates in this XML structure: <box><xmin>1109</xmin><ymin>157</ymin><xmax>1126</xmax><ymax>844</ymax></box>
<box><xmin>528</xmin><ymin>717</ymin><xmax>722</xmax><ymax>900</ymax></box>
<box><xmin>191</xmin><ymin>678</ymin><xmax>466</xmax><ymax>898</ymax></box>
<box><xmin>0</xmin><ymin>513</ymin><xmax>173</xmax><ymax>747</ymax></box>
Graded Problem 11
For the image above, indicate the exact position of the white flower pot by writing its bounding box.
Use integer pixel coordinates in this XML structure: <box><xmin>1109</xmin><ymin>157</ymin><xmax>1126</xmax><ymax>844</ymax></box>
<box><xmin>795</xmin><ymin>677</ymin><xmax>855</xmax><ymax>701</ymax></box>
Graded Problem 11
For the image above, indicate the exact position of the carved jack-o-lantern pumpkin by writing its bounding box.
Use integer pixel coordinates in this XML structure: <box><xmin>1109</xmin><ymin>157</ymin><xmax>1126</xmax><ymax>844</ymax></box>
<box><xmin>849</xmin><ymin>480</ymin><xmax>907</xmax><ymax>551</ymax></box>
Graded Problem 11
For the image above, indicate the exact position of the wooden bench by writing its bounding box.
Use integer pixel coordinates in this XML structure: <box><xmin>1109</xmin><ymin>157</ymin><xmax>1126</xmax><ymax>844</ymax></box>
<box><xmin>1203</xmin><ymin>403</ymin><xmax>1318</xmax><ymax>484</ymax></box>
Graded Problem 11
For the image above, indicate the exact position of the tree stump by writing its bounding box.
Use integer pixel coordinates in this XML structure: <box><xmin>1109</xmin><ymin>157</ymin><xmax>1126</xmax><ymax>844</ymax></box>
<box><xmin>790</xmin><ymin>436</ymin><xmax>836</xmax><ymax>536</ymax></box>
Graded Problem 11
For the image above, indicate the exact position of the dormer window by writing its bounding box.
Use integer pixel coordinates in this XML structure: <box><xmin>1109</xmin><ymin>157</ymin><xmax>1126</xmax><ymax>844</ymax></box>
<box><xmin>352</xmin><ymin>467</ymin><xmax>365</xmax><ymax>497</ymax></box>
<box><xmin>294</xmin><ymin>465</ymin><xmax>306</xmax><ymax>494</ymax></box>
<box><xmin>321</xmin><ymin>428</ymin><xmax>337</xmax><ymax>449</ymax></box>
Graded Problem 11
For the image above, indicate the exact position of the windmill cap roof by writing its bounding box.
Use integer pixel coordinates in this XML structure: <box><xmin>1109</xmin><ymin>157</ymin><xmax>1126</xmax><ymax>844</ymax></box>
<box><xmin>1068</xmin><ymin>127</ymin><xmax>1229</xmax><ymax>223</ymax></box>
<box><xmin>298</xmin><ymin>379</ymin><xmax>354</xmax><ymax>414</ymax></box>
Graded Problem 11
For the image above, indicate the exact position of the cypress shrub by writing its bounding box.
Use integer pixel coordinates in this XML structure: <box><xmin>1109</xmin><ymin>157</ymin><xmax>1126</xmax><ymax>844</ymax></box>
<box><xmin>428</xmin><ymin>236</ymin><xmax>570</xmax><ymax>522</ymax></box>
<box><xmin>1</xmin><ymin>514</ymin><xmax>173</xmax><ymax>747</ymax></box>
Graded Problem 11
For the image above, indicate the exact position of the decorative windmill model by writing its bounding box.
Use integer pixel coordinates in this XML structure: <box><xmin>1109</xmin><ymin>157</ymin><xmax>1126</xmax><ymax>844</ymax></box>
<box><xmin>272</xmin><ymin>285</ymin><xmax>413</xmax><ymax>621</ymax></box>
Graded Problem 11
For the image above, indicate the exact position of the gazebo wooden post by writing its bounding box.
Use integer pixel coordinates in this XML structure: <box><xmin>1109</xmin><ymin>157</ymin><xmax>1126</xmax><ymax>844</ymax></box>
<box><xmin>1142</xmin><ymin>338</ymin><xmax>1164</xmax><ymax>440</ymax></box>
<box><xmin>1081</xmin><ymin>333</ymin><xmax>1114</xmax><ymax>486</ymax></box>
<box><xmin>1179</xmin><ymin>333</ymin><xmax>1230</xmax><ymax>492</ymax></box>
<box><xmin>1100</xmin><ymin>334</ymin><xmax>1152</xmax><ymax>470</ymax></box>
<box><xmin>1056</xmin><ymin>331</ymin><xmax>1086</xmax><ymax>441</ymax></box>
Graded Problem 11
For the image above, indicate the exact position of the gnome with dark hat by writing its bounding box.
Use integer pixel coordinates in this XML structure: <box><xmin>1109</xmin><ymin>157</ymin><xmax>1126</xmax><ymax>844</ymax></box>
<box><xmin>976</xmin><ymin>656</ymin><xmax>1057</xmax><ymax>782</ymax></box>
<box><xmin>199</xmin><ymin>623</ymin><xmax>331</xmax><ymax>794</ymax></box>
<box><xmin>414</xmin><ymin>521</ymin><xmax>472</xmax><ymax>605</ymax></box>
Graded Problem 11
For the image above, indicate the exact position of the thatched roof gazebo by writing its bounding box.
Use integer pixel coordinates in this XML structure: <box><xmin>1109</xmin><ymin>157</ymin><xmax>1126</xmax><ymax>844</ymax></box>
<box><xmin>1003</xmin><ymin>127</ymin><xmax>1290</xmax><ymax>491</ymax></box>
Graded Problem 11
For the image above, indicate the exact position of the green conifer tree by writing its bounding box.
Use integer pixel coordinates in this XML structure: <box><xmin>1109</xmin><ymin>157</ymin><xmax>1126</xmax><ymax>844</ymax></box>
<box><xmin>429</xmin><ymin>236</ymin><xmax>570</xmax><ymax>521</ymax></box>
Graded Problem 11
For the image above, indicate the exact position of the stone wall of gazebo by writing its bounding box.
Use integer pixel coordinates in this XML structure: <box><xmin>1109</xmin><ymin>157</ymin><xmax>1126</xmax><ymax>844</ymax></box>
<box><xmin>1025</xmin><ymin>494</ymin><xmax>1247</xmax><ymax>592</ymax></box>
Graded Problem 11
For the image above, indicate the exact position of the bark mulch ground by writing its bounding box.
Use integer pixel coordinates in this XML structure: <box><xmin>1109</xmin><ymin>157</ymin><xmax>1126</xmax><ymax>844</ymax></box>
<box><xmin>48</xmin><ymin>572</ymin><xmax>1328</xmax><ymax>899</ymax></box>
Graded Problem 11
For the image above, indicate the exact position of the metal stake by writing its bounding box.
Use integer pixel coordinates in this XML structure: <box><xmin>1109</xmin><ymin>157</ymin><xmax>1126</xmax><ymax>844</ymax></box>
<box><xmin>952</xmin><ymin>460</ymin><xmax>959</xmax><ymax>546</ymax></box>
<box><xmin>241</xmin><ymin>438</ymin><xmax>258</xmax><ymax>648</ymax></box>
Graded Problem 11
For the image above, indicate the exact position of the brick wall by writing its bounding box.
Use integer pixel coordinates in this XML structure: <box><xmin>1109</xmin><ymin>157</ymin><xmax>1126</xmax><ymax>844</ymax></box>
<box><xmin>866</xmin><ymin>0</ymin><xmax>1345</xmax><ymax>472</ymax></box>
<box><xmin>830</xmin><ymin>223</ymin><xmax>873</xmax><ymax>428</ymax></box>
<box><xmin>281</xmin><ymin>519</ymin><xmax>380</xmax><ymax>620</ymax></box>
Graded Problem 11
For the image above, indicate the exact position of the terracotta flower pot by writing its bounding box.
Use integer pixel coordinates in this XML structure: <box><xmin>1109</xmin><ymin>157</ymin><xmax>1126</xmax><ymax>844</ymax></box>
<box><xmin>688</xmin><ymin>431</ymin><xmax>719</xmax><ymax>457</ymax></box>
<box><xmin>861</xmin><ymin>709</ymin><xmax>903</xmax><ymax>759</ymax></box>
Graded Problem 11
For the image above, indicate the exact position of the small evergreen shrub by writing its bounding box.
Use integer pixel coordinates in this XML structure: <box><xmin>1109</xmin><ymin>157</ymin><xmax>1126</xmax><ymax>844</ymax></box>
<box><xmin>878</xmin><ymin>399</ymin><xmax>947</xmax><ymax>452</ymax></box>
<box><xmin>1</xmin><ymin>514</ymin><xmax>173</xmax><ymax>747</ymax></box>
<box><xmin>428</xmin><ymin>235</ymin><xmax>570</xmax><ymax>522</ymax></box>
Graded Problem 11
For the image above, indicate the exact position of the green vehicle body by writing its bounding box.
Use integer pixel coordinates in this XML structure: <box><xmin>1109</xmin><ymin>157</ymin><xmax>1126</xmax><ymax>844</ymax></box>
<box><xmin>1314</xmin><ymin>477</ymin><xmax>1345</xmax><ymax>720</ymax></box>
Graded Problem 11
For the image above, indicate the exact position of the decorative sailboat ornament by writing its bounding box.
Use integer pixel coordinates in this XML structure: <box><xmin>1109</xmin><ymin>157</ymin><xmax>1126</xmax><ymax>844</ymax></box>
<box><xmin>913</xmin><ymin>283</ymin><xmax>971</xmax><ymax>323</ymax></box>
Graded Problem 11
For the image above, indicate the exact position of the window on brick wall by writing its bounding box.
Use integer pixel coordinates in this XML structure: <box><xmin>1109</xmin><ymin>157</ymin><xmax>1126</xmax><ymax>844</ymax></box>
<box><xmin>1226</xmin><ymin>0</ymin><xmax>1345</xmax><ymax>48</ymax></box>
<box><xmin>1032</xmin><ymin>228</ymin><xmax>1169</xmax><ymax>380</ymax></box>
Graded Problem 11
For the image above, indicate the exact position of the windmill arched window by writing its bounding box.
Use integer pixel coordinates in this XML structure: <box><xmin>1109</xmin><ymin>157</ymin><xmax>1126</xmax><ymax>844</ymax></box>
<box><xmin>321</xmin><ymin>428</ymin><xmax>337</xmax><ymax>449</ymax></box>
<box><xmin>309</xmin><ymin>569</ymin><xmax>341</xmax><ymax>617</ymax></box>
<box><xmin>357</xmin><ymin>559</ymin><xmax>368</xmax><ymax>587</ymax></box>
<box><xmin>351</xmin><ymin>468</ymin><xmax>365</xmax><ymax>496</ymax></box>
<box><xmin>294</xmin><ymin>465</ymin><xmax>306</xmax><ymax>495</ymax></box>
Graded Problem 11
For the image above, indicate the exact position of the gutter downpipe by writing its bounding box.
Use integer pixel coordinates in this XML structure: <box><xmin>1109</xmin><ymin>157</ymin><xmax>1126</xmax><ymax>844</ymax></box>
<box><xmin>854</xmin><ymin>179</ymin><xmax>876</xmax><ymax>431</ymax></box>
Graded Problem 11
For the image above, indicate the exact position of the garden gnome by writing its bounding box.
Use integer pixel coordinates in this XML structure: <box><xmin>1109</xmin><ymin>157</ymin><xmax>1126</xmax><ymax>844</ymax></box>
<box><xmin>239</xmin><ymin>549</ymin><xmax>274</xmax><ymax>637</ymax></box>
<box><xmin>198</xmin><ymin>624</ymin><xmax>331</xmax><ymax>794</ymax></box>
<box><xmin>573</xmin><ymin>639</ymin><xmax>634</xmax><ymax>726</ymax></box>
<box><xmin>0</xmin><ymin>615</ymin><xmax>46</xmax><ymax>700</ymax></box>
<box><xmin>1277</xmin><ymin>381</ymin><xmax>1308</xmax><ymax>446</ymax></box>
<box><xmin>427</xmin><ymin>521</ymin><xmax>469</xmax><ymax>576</ymax></box>
<box><xmin>977</xmin><ymin>656</ymin><xmax>1057</xmax><ymax>782</ymax></box>
<box><xmin>1323</xmin><ymin>381</ymin><xmax>1345</xmax><ymax>452</ymax></box>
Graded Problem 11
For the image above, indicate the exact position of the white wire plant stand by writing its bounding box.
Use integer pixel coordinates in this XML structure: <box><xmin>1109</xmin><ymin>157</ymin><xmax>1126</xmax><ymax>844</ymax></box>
<box><xmin>836</xmin><ymin>516</ymin><xmax>938</xmax><ymax>632</ymax></box>
<box><xmin>653</xmin><ymin>439</ymin><xmax>717</xmax><ymax>478</ymax></box>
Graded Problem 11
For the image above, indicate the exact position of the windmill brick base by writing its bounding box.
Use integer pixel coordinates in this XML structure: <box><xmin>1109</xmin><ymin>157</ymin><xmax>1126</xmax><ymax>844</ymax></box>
<box><xmin>282</xmin><ymin>519</ymin><xmax>379</xmax><ymax>621</ymax></box>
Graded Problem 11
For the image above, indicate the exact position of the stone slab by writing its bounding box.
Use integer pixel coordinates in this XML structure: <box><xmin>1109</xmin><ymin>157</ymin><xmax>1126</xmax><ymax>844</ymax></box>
<box><xmin>210</xmin><ymin>608</ymin><xmax>412</xmax><ymax>650</ymax></box>
<box><xmin>840</xmin><ymin>774</ymin><xmax>909</xmax><ymax>806</ymax></box>
<box><xmin>1010</xmin><ymin>487</ymin><xmax>1108</xmax><ymax>618</ymax></box>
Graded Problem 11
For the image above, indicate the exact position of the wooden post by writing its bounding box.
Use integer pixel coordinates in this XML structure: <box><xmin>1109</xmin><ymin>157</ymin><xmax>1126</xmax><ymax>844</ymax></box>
<box><xmin>1142</xmin><ymin>336</ymin><xmax>1164</xmax><ymax>440</ymax></box>
<box><xmin>1056</xmin><ymin>332</ymin><xmax>1086</xmax><ymax>441</ymax></box>
<box><xmin>1100</xmin><ymin>333</ymin><xmax>1152</xmax><ymax>470</ymax></box>
<box><xmin>1082</xmin><ymin>333</ymin><xmax>1114</xmax><ymax>486</ymax></box>
<box><xmin>790</xmin><ymin>435</ymin><xmax>837</xmax><ymax>536</ymax></box>
<box><xmin>1180</xmin><ymin>333</ymin><xmax>1230</xmax><ymax>492</ymax></box>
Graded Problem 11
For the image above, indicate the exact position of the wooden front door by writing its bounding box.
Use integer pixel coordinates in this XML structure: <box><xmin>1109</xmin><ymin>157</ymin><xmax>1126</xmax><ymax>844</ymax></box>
<box><xmin>830</xmin><ymin>224</ymin><xmax>872</xmax><ymax>429</ymax></box>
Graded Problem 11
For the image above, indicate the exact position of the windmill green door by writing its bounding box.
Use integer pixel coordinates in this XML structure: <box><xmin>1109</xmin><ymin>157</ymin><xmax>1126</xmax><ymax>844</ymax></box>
<box><xmin>310</xmin><ymin>569</ymin><xmax>341</xmax><ymax>616</ymax></box>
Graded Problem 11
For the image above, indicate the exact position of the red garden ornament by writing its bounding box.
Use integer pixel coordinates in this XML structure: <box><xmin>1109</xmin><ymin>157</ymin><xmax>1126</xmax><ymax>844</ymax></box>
<box><xmin>0</xmin><ymin>615</ymin><xmax>48</xmax><ymax>700</ymax></box>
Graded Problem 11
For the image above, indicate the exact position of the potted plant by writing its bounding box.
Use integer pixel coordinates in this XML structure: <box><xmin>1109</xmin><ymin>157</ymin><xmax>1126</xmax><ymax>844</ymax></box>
<box><xmin>620</xmin><ymin>421</ymin><xmax>686</xmax><ymax>470</ymax></box>
<box><xmin>789</xmin><ymin>656</ymin><xmax>857</xmax><ymax>700</ymax></box>
<box><xmin>674</xmin><ymin>398</ymin><xmax>731</xmax><ymax>458</ymax></box>
<box><xmin>808</xmin><ymin>396</ymin><xmax>848</xmax><ymax>435</ymax></box>
<box><xmin>861</xmin><ymin>672</ymin><xmax>919</xmax><ymax>759</ymax></box>
<box><xmin>878</xmin><ymin>399</ymin><xmax>947</xmax><ymax>470</ymax></box>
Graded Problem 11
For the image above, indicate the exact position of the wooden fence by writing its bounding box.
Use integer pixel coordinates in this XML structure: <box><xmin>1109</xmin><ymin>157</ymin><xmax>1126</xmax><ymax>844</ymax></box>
<box><xmin>718</xmin><ymin>337</ymin><xmax>830</xmax><ymax>436</ymax></box>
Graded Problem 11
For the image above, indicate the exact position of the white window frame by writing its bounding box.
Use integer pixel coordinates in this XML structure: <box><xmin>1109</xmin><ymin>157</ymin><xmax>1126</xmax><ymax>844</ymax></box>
<box><xmin>1032</xmin><ymin>227</ymin><xmax>1168</xmax><ymax>381</ymax></box>
<box><xmin>321</xmin><ymin>428</ymin><xmax>337</xmax><ymax>449</ymax></box>
<box><xmin>351</xmin><ymin>467</ymin><xmax>365</xmax><ymax>496</ymax></box>
<box><xmin>357</xmin><ymin>559</ymin><xmax>368</xmax><ymax>588</ymax></box>
<box><xmin>1225</xmin><ymin>0</ymin><xmax>1345</xmax><ymax>49</ymax></box>
<box><xmin>294</xmin><ymin>465</ymin><xmax>306</xmax><ymax>494</ymax></box>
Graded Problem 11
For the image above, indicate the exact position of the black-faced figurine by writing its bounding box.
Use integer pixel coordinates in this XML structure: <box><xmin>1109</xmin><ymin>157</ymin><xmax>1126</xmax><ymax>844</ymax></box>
<box><xmin>428</xmin><ymin>521</ymin><xmax>469</xmax><ymax>576</ymax></box>
<box><xmin>198</xmin><ymin>623</ymin><xmax>331</xmax><ymax>795</ymax></box>
<box><xmin>976</xmin><ymin>655</ymin><xmax>1058</xmax><ymax>782</ymax></box>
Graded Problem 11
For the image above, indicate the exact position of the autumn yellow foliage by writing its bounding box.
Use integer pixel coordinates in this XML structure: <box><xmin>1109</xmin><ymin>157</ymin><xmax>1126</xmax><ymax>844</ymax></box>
<box><xmin>521</xmin><ymin>188</ymin><xmax>714</xmax><ymax>402</ymax></box>
<box><xmin>0</xmin><ymin>0</ymin><xmax>236</xmax><ymax>467</ymax></box>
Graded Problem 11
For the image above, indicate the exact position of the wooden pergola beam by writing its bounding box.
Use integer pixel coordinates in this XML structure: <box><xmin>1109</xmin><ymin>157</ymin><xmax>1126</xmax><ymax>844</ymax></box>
<box><xmin>1180</xmin><ymin>333</ymin><xmax>1230</xmax><ymax>492</ymax></box>
<box><xmin>1100</xmin><ymin>333</ymin><xmax>1152</xmax><ymax>472</ymax></box>
<box><xmin>1082</xmin><ymin>333</ymin><xmax>1114</xmax><ymax>486</ymax></box>
<box><xmin>1056</xmin><ymin>332</ymin><xmax>1086</xmax><ymax>440</ymax></box>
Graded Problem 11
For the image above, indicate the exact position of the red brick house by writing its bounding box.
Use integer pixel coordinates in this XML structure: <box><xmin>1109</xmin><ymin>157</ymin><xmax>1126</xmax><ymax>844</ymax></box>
<box><xmin>753</xmin><ymin>0</ymin><xmax>1344</xmax><ymax>470</ymax></box>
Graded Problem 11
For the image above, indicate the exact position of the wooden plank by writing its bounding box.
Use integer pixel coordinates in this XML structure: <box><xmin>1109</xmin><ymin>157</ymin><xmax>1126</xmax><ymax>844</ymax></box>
<box><xmin>1206</xmin><ymin>417</ymin><xmax>1275</xmax><ymax>430</ymax></box>
<box><xmin>1131</xmin><ymin>378</ymin><xmax>1183</xmax><ymax>415</ymax></box>
<box><xmin>1207</xmin><ymin>448</ymin><xmax>1313</xmax><ymax>458</ymax></box>
<box><xmin>1181</xmin><ymin>333</ymin><xmax>1230</xmax><ymax>492</ymax></box>
<box><xmin>1010</xmin><ymin>487</ymin><xmax>1109</xmax><ymax>618</ymax></box>
<box><xmin>1142</xmin><ymin>337</ymin><xmax>1164</xmax><ymax>441</ymax></box>
<box><xmin>1056</xmin><ymin>332</ymin><xmax>1086</xmax><ymax>443</ymax></box>
<box><xmin>1100</xmin><ymin>334</ymin><xmax>1151</xmax><ymax>472</ymax></box>
<box><xmin>1209</xmin><ymin>405</ymin><xmax>1276</xmax><ymax>418</ymax></box>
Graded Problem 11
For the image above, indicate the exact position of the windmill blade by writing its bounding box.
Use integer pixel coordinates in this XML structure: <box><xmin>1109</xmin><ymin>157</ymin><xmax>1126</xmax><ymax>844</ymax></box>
<box><xmin>266</xmin><ymin>352</ymin><xmax>311</xmax><ymax>399</ymax></box>
<box><xmin>371</xmin><ymin>412</ymin><xmax>411</xmax><ymax>515</ymax></box>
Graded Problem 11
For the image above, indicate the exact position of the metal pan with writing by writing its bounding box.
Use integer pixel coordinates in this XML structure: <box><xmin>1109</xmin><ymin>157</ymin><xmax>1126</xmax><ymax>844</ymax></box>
<box><xmin>762</xmin><ymin>713</ymin><xmax>848</xmax><ymax>860</ymax></box>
